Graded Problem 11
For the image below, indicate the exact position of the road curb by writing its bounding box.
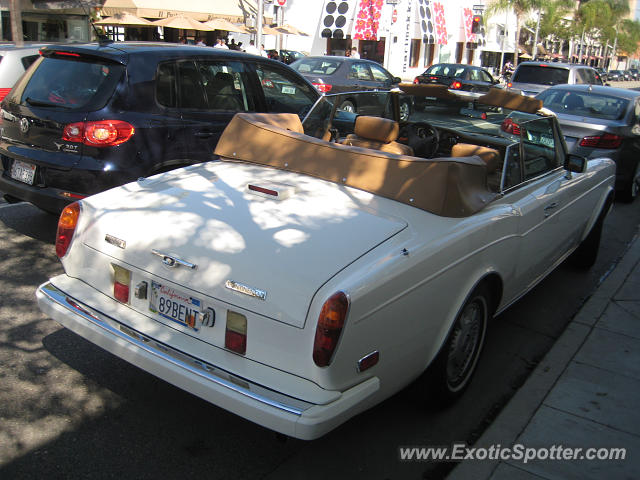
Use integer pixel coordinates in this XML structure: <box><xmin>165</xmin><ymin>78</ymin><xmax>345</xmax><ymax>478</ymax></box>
<box><xmin>447</xmin><ymin>230</ymin><xmax>640</xmax><ymax>480</ymax></box>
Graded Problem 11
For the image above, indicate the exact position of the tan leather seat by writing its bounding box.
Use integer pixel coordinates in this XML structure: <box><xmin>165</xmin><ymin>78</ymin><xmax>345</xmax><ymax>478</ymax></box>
<box><xmin>451</xmin><ymin>143</ymin><xmax>500</xmax><ymax>173</ymax></box>
<box><xmin>340</xmin><ymin>116</ymin><xmax>414</xmax><ymax>156</ymax></box>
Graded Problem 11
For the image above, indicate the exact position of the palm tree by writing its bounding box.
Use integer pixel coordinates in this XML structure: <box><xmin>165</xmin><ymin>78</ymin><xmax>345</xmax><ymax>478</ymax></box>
<box><xmin>486</xmin><ymin>0</ymin><xmax>548</xmax><ymax>67</ymax></box>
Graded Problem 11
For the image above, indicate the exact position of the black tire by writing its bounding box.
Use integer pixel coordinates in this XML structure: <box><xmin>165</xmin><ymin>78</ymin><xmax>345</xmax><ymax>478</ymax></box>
<box><xmin>569</xmin><ymin>199</ymin><xmax>610</xmax><ymax>268</ymax></box>
<box><xmin>339</xmin><ymin>100</ymin><xmax>356</xmax><ymax>113</ymax></box>
<box><xmin>619</xmin><ymin>161</ymin><xmax>639</xmax><ymax>203</ymax></box>
<box><xmin>427</xmin><ymin>285</ymin><xmax>490</xmax><ymax>406</ymax></box>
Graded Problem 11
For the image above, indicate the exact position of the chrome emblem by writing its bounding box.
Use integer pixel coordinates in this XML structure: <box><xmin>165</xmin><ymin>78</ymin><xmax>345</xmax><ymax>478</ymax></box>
<box><xmin>225</xmin><ymin>280</ymin><xmax>267</xmax><ymax>300</ymax></box>
<box><xmin>105</xmin><ymin>234</ymin><xmax>126</xmax><ymax>249</ymax></box>
<box><xmin>19</xmin><ymin>118</ymin><xmax>29</xmax><ymax>134</ymax></box>
<box><xmin>151</xmin><ymin>249</ymin><xmax>197</xmax><ymax>269</ymax></box>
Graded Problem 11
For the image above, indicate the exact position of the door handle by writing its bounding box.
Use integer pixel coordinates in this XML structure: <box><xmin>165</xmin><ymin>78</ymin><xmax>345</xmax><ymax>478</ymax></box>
<box><xmin>544</xmin><ymin>202</ymin><xmax>559</xmax><ymax>217</ymax></box>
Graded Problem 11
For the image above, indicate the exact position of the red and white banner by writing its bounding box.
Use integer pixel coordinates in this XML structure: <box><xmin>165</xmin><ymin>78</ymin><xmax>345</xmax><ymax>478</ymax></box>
<box><xmin>353</xmin><ymin>0</ymin><xmax>383</xmax><ymax>41</ymax></box>
<box><xmin>462</xmin><ymin>8</ymin><xmax>476</xmax><ymax>43</ymax></box>
<box><xmin>432</xmin><ymin>1</ymin><xmax>447</xmax><ymax>45</ymax></box>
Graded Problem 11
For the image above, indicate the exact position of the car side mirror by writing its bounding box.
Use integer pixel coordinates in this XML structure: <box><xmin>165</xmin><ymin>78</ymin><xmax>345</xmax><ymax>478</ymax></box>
<box><xmin>392</xmin><ymin>76</ymin><xmax>401</xmax><ymax>83</ymax></box>
<box><xmin>565</xmin><ymin>154</ymin><xmax>587</xmax><ymax>174</ymax></box>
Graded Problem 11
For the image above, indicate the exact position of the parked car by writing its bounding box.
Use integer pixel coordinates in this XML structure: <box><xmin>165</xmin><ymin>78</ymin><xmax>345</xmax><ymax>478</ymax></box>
<box><xmin>629</xmin><ymin>68</ymin><xmax>639</xmax><ymax>80</ymax></box>
<box><xmin>595</xmin><ymin>67</ymin><xmax>608</xmax><ymax>82</ymax></box>
<box><xmin>413</xmin><ymin>63</ymin><xmax>500</xmax><ymax>94</ymax></box>
<box><xmin>289</xmin><ymin>56</ymin><xmax>407</xmax><ymax>118</ymax></box>
<box><xmin>37</xmin><ymin>85</ymin><xmax>615</xmax><ymax>440</ymax></box>
<box><xmin>0</xmin><ymin>43</ymin><xmax>44</xmax><ymax>102</ymax></box>
<box><xmin>267</xmin><ymin>49</ymin><xmax>306</xmax><ymax>65</ymax></box>
<box><xmin>535</xmin><ymin>84</ymin><xmax>640</xmax><ymax>201</ymax></box>
<box><xmin>508</xmin><ymin>61</ymin><xmax>603</xmax><ymax>96</ymax></box>
<box><xmin>607</xmin><ymin>70</ymin><xmax>624</xmax><ymax>81</ymax></box>
<box><xmin>0</xmin><ymin>42</ymin><xmax>319</xmax><ymax>213</ymax></box>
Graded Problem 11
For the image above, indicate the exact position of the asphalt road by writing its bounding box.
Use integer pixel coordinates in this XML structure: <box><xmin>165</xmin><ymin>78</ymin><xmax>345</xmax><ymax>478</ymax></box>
<box><xmin>0</xmin><ymin>196</ymin><xmax>639</xmax><ymax>480</ymax></box>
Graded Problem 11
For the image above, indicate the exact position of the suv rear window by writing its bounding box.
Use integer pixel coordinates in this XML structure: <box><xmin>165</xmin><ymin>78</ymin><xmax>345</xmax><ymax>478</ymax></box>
<box><xmin>291</xmin><ymin>58</ymin><xmax>343</xmax><ymax>75</ymax></box>
<box><xmin>19</xmin><ymin>56</ymin><xmax>123</xmax><ymax>110</ymax></box>
<box><xmin>512</xmin><ymin>65</ymin><xmax>569</xmax><ymax>86</ymax></box>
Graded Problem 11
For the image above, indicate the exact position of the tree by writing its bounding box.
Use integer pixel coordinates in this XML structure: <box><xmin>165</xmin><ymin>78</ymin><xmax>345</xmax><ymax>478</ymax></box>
<box><xmin>487</xmin><ymin>0</ymin><xmax>548</xmax><ymax>67</ymax></box>
<box><xmin>10</xmin><ymin>0</ymin><xmax>23</xmax><ymax>46</ymax></box>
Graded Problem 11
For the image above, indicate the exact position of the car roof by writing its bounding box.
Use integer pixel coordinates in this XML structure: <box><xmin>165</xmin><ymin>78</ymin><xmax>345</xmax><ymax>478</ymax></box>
<box><xmin>301</xmin><ymin>55</ymin><xmax>377</xmax><ymax>64</ymax></box>
<box><xmin>516</xmin><ymin>61</ymin><xmax>592</xmax><ymax>70</ymax></box>
<box><xmin>542</xmin><ymin>84</ymin><xmax>640</xmax><ymax>99</ymax></box>
<box><xmin>42</xmin><ymin>42</ymin><xmax>256</xmax><ymax>64</ymax></box>
<box><xmin>0</xmin><ymin>43</ymin><xmax>49</xmax><ymax>54</ymax></box>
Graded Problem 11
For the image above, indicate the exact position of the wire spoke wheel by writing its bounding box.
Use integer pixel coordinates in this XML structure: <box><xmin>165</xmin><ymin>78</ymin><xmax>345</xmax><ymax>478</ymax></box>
<box><xmin>446</xmin><ymin>297</ymin><xmax>486</xmax><ymax>391</ymax></box>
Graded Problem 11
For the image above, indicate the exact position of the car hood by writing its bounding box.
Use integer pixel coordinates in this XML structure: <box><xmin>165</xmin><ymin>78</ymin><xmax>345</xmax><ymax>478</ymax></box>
<box><xmin>78</xmin><ymin>161</ymin><xmax>408</xmax><ymax>328</ymax></box>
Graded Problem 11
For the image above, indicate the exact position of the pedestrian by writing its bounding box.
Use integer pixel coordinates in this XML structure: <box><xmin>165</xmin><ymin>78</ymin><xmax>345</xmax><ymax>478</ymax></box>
<box><xmin>350</xmin><ymin>46</ymin><xmax>360</xmax><ymax>59</ymax></box>
<box><xmin>260</xmin><ymin>44</ymin><xmax>269</xmax><ymax>58</ymax></box>
<box><xmin>245</xmin><ymin>39</ymin><xmax>260</xmax><ymax>55</ymax></box>
<box><xmin>195</xmin><ymin>37</ymin><xmax>206</xmax><ymax>47</ymax></box>
<box><xmin>213</xmin><ymin>38</ymin><xmax>229</xmax><ymax>49</ymax></box>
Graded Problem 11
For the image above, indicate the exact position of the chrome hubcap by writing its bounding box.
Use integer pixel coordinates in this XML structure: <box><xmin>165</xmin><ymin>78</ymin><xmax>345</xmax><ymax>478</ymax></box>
<box><xmin>446</xmin><ymin>297</ymin><xmax>486</xmax><ymax>391</ymax></box>
<box><xmin>399</xmin><ymin>103</ymin><xmax>410</xmax><ymax>121</ymax></box>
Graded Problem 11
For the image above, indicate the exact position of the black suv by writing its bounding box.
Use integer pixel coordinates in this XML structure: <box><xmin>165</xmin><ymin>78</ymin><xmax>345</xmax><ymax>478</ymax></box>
<box><xmin>0</xmin><ymin>42</ymin><xmax>319</xmax><ymax>213</ymax></box>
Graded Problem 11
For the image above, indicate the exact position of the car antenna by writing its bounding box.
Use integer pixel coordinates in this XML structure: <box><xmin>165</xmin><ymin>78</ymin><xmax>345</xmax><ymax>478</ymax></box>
<box><xmin>77</xmin><ymin>0</ymin><xmax>113</xmax><ymax>46</ymax></box>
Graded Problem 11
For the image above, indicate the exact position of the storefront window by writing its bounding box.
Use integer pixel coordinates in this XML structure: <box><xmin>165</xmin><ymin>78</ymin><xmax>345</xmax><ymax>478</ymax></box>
<box><xmin>409</xmin><ymin>39</ymin><xmax>421</xmax><ymax>68</ymax></box>
<box><xmin>423</xmin><ymin>43</ymin><xmax>435</xmax><ymax>68</ymax></box>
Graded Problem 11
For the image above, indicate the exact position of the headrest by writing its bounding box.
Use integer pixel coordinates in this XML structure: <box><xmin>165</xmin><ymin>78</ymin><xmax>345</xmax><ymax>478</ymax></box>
<box><xmin>354</xmin><ymin>116</ymin><xmax>399</xmax><ymax>143</ymax></box>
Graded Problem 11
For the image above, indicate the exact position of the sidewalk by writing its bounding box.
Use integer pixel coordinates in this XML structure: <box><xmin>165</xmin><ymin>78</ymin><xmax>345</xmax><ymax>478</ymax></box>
<box><xmin>448</xmin><ymin>232</ymin><xmax>640</xmax><ymax>480</ymax></box>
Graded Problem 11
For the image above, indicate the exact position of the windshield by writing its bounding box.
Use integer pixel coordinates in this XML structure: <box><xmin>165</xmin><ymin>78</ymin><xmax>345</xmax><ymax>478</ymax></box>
<box><xmin>19</xmin><ymin>56</ymin><xmax>123</xmax><ymax>110</ymax></box>
<box><xmin>290</xmin><ymin>58</ymin><xmax>343</xmax><ymax>76</ymax></box>
<box><xmin>537</xmin><ymin>89</ymin><xmax>630</xmax><ymax>120</ymax></box>
<box><xmin>512</xmin><ymin>65</ymin><xmax>570</xmax><ymax>86</ymax></box>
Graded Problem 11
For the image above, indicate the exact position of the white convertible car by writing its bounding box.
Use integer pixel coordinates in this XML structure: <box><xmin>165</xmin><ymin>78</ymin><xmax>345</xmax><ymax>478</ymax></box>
<box><xmin>37</xmin><ymin>85</ymin><xmax>615</xmax><ymax>440</ymax></box>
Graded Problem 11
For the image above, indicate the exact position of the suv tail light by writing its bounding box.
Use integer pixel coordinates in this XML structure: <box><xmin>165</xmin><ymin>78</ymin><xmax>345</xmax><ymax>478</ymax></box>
<box><xmin>56</xmin><ymin>202</ymin><xmax>80</xmax><ymax>258</ymax></box>
<box><xmin>501</xmin><ymin>118</ymin><xmax>521</xmax><ymax>135</ymax></box>
<box><xmin>312</xmin><ymin>82</ymin><xmax>332</xmax><ymax>93</ymax></box>
<box><xmin>579</xmin><ymin>133</ymin><xmax>623</xmax><ymax>149</ymax></box>
<box><xmin>450</xmin><ymin>80</ymin><xmax>463</xmax><ymax>90</ymax></box>
<box><xmin>63</xmin><ymin>120</ymin><xmax>134</xmax><ymax>147</ymax></box>
<box><xmin>313</xmin><ymin>291</ymin><xmax>349</xmax><ymax>367</ymax></box>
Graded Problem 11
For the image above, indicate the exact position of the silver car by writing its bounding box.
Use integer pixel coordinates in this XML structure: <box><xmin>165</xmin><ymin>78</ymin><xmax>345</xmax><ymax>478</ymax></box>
<box><xmin>536</xmin><ymin>84</ymin><xmax>640</xmax><ymax>201</ymax></box>
<box><xmin>508</xmin><ymin>61</ymin><xmax>603</xmax><ymax>97</ymax></box>
<box><xmin>0</xmin><ymin>44</ymin><xmax>44</xmax><ymax>102</ymax></box>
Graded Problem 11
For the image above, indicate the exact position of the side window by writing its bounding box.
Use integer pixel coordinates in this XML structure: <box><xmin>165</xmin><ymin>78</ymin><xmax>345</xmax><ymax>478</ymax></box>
<box><xmin>520</xmin><ymin>117</ymin><xmax>559</xmax><ymax>180</ymax></box>
<box><xmin>156</xmin><ymin>62</ymin><xmax>177</xmax><ymax>108</ymax></box>
<box><xmin>21</xmin><ymin>54</ymin><xmax>39</xmax><ymax>69</ymax></box>
<box><xmin>501</xmin><ymin>143</ymin><xmax>522</xmax><ymax>191</ymax></box>
<box><xmin>479</xmin><ymin>70</ymin><xmax>493</xmax><ymax>83</ymax></box>
<box><xmin>350</xmin><ymin>63</ymin><xmax>374</xmax><ymax>81</ymax></box>
<box><xmin>254</xmin><ymin>63</ymin><xmax>318</xmax><ymax>116</ymax></box>
<box><xmin>196</xmin><ymin>60</ymin><xmax>254</xmax><ymax>111</ymax></box>
<box><xmin>575</xmin><ymin>68</ymin><xmax>589</xmax><ymax>84</ymax></box>
<box><xmin>176</xmin><ymin>61</ymin><xmax>206</xmax><ymax>109</ymax></box>
<box><xmin>370</xmin><ymin>64</ymin><xmax>391</xmax><ymax>83</ymax></box>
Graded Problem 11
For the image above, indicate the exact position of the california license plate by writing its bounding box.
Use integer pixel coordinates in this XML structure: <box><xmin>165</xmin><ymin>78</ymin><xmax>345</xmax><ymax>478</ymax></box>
<box><xmin>149</xmin><ymin>281</ymin><xmax>203</xmax><ymax>330</ymax></box>
<box><xmin>10</xmin><ymin>160</ymin><xmax>36</xmax><ymax>185</ymax></box>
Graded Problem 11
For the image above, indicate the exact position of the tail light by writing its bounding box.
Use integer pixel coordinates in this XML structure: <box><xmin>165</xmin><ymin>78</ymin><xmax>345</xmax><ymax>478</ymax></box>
<box><xmin>261</xmin><ymin>78</ymin><xmax>275</xmax><ymax>88</ymax></box>
<box><xmin>112</xmin><ymin>264</ymin><xmax>131</xmax><ymax>303</ymax></box>
<box><xmin>450</xmin><ymin>81</ymin><xmax>462</xmax><ymax>90</ymax></box>
<box><xmin>413</xmin><ymin>77</ymin><xmax>420</xmax><ymax>84</ymax></box>
<box><xmin>225</xmin><ymin>311</ymin><xmax>248</xmax><ymax>354</ymax></box>
<box><xmin>312</xmin><ymin>82</ymin><xmax>332</xmax><ymax>93</ymax></box>
<box><xmin>63</xmin><ymin>120</ymin><xmax>134</xmax><ymax>147</ymax></box>
<box><xmin>501</xmin><ymin>118</ymin><xmax>521</xmax><ymax>135</ymax></box>
<box><xmin>579</xmin><ymin>133</ymin><xmax>623</xmax><ymax>149</ymax></box>
<box><xmin>313</xmin><ymin>291</ymin><xmax>349</xmax><ymax>367</ymax></box>
<box><xmin>56</xmin><ymin>202</ymin><xmax>80</xmax><ymax>258</ymax></box>
<box><xmin>0</xmin><ymin>88</ymin><xmax>11</xmax><ymax>102</ymax></box>
<box><xmin>507</xmin><ymin>82</ymin><xmax>513</xmax><ymax>88</ymax></box>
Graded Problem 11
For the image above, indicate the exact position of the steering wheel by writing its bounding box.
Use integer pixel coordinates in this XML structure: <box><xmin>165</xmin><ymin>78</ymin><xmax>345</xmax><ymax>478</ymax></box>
<box><xmin>402</xmin><ymin>122</ymin><xmax>440</xmax><ymax>158</ymax></box>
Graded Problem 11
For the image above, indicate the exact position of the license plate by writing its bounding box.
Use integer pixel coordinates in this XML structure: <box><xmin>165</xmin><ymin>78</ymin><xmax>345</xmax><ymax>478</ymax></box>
<box><xmin>281</xmin><ymin>86</ymin><xmax>296</xmax><ymax>94</ymax></box>
<box><xmin>10</xmin><ymin>160</ymin><xmax>36</xmax><ymax>185</ymax></box>
<box><xmin>149</xmin><ymin>281</ymin><xmax>203</xmax><ymax>330</ymax></box>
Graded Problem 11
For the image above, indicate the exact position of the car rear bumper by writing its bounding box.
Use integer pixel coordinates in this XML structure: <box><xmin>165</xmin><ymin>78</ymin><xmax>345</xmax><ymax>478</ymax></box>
<box><xmin>0</xmin><ymin>173</ymin><xmax>78</xmax><ymax>213</ymax></box>
<box><xmin>36</xmin><ymin>280</ymin><xmax>380</xmax><ymax>440</ymax></box>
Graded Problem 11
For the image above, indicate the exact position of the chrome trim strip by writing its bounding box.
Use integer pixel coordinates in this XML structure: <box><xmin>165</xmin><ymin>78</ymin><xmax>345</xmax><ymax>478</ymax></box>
<box><xmin>151</xmin><ymin>249</ymin><xmax>197</xmax><ymax>269</ymax></box>
<box><xmin>39</xmin><ymin>283</ymin><xmax>312</xmax><ymax>416</ymax></box>
<box><xmin>225</xmin><ymin>280</ymin><xmax>267</xmax><ymax>301</ymax></box>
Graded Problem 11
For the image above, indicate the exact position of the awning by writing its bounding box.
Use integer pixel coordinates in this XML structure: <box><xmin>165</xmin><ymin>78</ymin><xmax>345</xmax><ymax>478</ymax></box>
<box><xmin>100</xmin><ymin>0</ymin><xmax>262</xmax><ymax>23</ymax></box>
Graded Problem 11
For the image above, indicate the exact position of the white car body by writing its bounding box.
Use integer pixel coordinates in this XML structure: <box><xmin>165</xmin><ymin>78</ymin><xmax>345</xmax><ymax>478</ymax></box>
<box><xmin>37</xmin><ymin>87</ymin><xmax>616</xmax><ymax>440</ymax></box>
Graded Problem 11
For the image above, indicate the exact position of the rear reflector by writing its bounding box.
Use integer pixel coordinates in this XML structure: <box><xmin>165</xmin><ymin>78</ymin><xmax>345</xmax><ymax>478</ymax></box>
<box><xmin>579</xmin><ymin>133</ymin><xmax>623</xmax><ymax>149</ymax></box>
<box><xmin>225</xmin><ymin>311</ymin><xmax>247</xmax><ymax>354</ymax></box>
<box><xmin>112</xmin><ymin>264</ymin><xmax>131</xmax><ymax>303</ymax></box>
<box><xmin>56</xmin><ymin>202</ymin><xmax>80</xmax><ymax>258</ymax></box>
<box><xmin>313</xmin><ymin>291</ymin><xmax>349</xmax><ymax>367</ymax></box>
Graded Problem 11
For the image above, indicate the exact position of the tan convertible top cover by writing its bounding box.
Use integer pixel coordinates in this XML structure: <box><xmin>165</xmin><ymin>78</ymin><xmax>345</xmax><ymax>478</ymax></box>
<box><xmin>214</xmin><ymin>113</ymin><xmax>498</xmax><ymax>218</ymax></box>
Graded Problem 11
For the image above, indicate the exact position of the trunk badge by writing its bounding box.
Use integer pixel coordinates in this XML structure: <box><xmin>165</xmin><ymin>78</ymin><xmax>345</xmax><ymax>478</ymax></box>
<box><xmin>225</xmin><ymin>280</ymin><xmax>267</xmax><ymax>301</ymax></box>
<box><xmin>105</xmin><ymin>234</ymin><xmax>126</xmax><ymax>249</ymax></box>
<box><xmin>151</xmin><ymin>249</ymin><xmax>197</xmax><ymax>269</ymax></box>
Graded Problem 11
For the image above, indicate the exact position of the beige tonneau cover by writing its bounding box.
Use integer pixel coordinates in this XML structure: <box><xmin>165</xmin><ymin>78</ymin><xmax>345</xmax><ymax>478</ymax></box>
<box><xmin>214</xmin><ymin>113</ymin><xmax>498</xmax><ymax>218</ymax></box>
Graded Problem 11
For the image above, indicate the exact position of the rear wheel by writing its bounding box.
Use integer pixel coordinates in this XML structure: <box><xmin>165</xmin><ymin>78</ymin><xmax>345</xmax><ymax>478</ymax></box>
<box><xmin>339</xmin><ymin>100</ymin><xmax>356</xmax><ymax>113</ymax></box>
<box><xmin>427</xmin><ymin>286</ymin><xmax>489</xmax><ymax>405</ymax></box>
<box><xmin>620</xmin><ymin>161</ymin><xmax>639</xmax><ymax>203</ymax></box>
<box><xmin>569</xmin><ymin>196</ymin><xmax>611</xmax><ymax>268</ymax></box>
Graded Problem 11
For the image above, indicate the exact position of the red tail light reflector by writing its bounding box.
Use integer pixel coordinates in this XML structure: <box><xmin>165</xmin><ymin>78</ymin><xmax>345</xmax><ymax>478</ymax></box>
<box><xmin>53</xmin><ymin>51</ymin><xmax>81</xmax><ymax>58</ymax></box>
<box><xmin>413</xmin><ymin>77</ymin><xmax>419</xmax><ymax>84</ymax></box>
<box><xmin>450</xmin><ymin>81</ymin><xmax>462</xmax><ymax>90</ymax></box>
<box><xmin>225</xmin><ymin>311</ymin><xmax>247</xmax><ymax>354</ymax></box>
<box><xmin>313</xmin><ymin>291</ymin><xmax>349</xmax><ymax>367</ymax></box>
<box><xmin>501</xmin><ymin>118</ymin><xmax>521</xmax><ymax>135</ymax></box>
<box><xmin>0</xmin><ymin>88</ymin><xmax>11</xmax><ymax>102</ymax></box>
<box><xmin>312</xmin><ymin>82</ymin><xmax>332</xmax><ymax>93</ymax></box>
<box><xmin>56</xmin><ymin>202</ymin><xmax>80</xmax><ymax>258</ymax></box>
<box><xmin>112</xmin><ymin>264</ymin><xmax>131</xmax><ymax>303</ymax></box>
<box><xmin>63</xmin><ymin>120</ymin><xmax>135</xmax><ymax>147</ymax></box>
<box><xmin>579</xmin><ymin>133</ymin><xmax>623</xmax><ymax>149</ymax></box>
